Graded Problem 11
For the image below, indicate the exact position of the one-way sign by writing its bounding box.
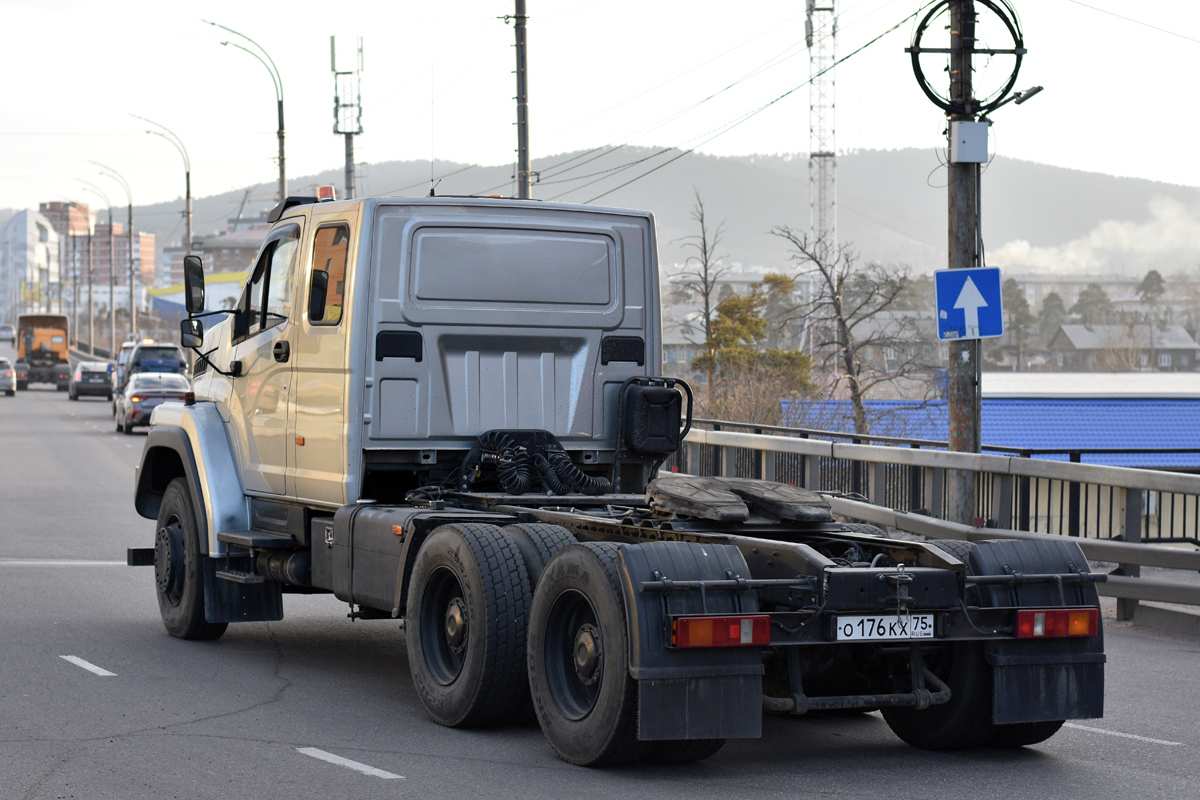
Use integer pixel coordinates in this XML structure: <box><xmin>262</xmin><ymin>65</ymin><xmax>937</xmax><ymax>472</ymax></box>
<box><xmin>934</xmin><ymin>266</ymin><xmax>1004</xmax><ymax>341</ymax></box>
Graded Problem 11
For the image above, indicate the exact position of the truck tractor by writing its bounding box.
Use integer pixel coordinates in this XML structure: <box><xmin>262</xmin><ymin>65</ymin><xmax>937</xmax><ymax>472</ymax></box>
<box><xmin>129</xmin><ymin>194</ymin><xmax>1106</xmax><ymax>766</ymax></box>
<box><xmin>15</xmin><ymin>314</ymin><xmax>71</xmax><ymax>390</ymax></box>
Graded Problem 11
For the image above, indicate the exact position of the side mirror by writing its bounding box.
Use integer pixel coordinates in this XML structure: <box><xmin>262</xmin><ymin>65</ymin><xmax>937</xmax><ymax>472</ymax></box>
<box><xmin>309</xmin><ymin>270</ymin><xmax>329</xmax><ymax>322</ymax></box>
<box><xmin>183</xmin><ymin>255</ymin><xmax>206</xmax><ymax>315</ymax></box>
<box><xmin>180</xmin><ymin>318</ymin><xmax>205</xmax><ymax>349</ymax></box>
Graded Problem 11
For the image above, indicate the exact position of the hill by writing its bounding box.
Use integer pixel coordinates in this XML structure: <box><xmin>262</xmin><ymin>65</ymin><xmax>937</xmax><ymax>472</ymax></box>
<box><xmin>5</xmin><ymin>147</ymin><xmax>1199</xmax><ymax>279</ymax></box>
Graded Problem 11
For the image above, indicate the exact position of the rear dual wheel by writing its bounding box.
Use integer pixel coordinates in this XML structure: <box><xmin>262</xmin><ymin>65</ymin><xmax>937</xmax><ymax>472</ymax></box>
<box><xmin>406</xmin><ymin>523</ymin><xmax>531</xmax><ymax>727</ymax></box>
<box><xmin>527</xmin><ymin>543</ymin><xmax>649</xmax><ymax>766</ymax></box>
<box><xmin>883</xmin><ymin>539</ymin><xmax>1065</xmax><ymax>750</ymax></box>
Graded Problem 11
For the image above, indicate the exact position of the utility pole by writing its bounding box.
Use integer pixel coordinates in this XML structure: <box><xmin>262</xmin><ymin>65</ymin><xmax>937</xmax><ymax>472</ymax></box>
<box><xmin>908</xmin><ymin>0</ymin><xmax>1028</xmax><ymax>525</ymax></box>
<box><xmin>946</xmin><ymin>0</ymin><xmax>980</xmax><ymax>525</ymax></box>
<box><xmin>87</xmin><ymin>228</ymin><xmax>93</xmax><ymax>354</ymax></box>
<box><xmin>513</xmin><ymin>0</ymin><xmax>531</xmax><ymax>199</ymax></box>
<box><xmin>71</xmin><ymin>233</ymin><xmax>77</xmax><ymax>343</ymax></box>
<box><xmin>331</xmin><ymin>36</ymin><xmax>364</xmax><ymax>199</ymax></box>
<box><xmin>93</xmin><ymin>162</ymin><xmax>135</xmax><ymax>341</ymax></box>
<box><xmin>107</xmin><ymin>207</ymin><xmax>115</xmax><ymax>356</ymax></box>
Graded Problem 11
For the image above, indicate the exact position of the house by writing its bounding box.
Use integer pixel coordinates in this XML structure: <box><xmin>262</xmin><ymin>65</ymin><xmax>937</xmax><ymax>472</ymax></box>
<box><xmin>1047</xmin><ymin>324</ymin><xmax>1200</xmax><ymax>371</ymax></box>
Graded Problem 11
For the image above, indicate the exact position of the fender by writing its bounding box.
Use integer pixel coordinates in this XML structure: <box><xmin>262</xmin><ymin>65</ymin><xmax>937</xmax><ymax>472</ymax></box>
<box><xmin>135</xmin><ymin>402</ymin><xmax>249</xmax><ymax>556</ymax></box>
<box><xmin>955</xmin><ymin>538</ymin><xmax>1105</xmax><ymax>723</ymax></box>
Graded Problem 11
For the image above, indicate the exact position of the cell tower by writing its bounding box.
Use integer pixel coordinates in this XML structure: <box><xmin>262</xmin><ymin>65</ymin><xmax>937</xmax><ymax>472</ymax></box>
<box><xmin>331</xmin><ymin>36</ymin><xmax>364</xmax><ymax>199</ymax></box>
<box><xmin>806</xmin><ymin>1</ymin><xmax>837</xmax><ymax>245</ymax></box>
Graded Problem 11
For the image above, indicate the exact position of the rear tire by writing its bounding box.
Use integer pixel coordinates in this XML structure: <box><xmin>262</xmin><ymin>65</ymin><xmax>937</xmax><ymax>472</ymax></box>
<box><xmin>528</xmin><ymin>543</ymin><xmax>650</xmax><ymax>766</ymax></box>
<box><xmin>503</xmin><ymin>523</ymin><xmax>577</xmax><ymax>596</ymax></box>
<box><xmin>882</xmin><ymin>641</ymin><xmax>996</xmax><ymax>750</ymax></box>
<box><xmin>839</xmin><ymin>522</ymin><xmax>890</xmax><ymax>537</ymax></box>
<box><xmin>406</xmin><ymin>523</ymin><xmax>530</xmax><ymax>728</ymax></box>
<box><xmin>155</xmin><ymin>478</ymin><xmax>227</xmax><ymax>640</ymax></box>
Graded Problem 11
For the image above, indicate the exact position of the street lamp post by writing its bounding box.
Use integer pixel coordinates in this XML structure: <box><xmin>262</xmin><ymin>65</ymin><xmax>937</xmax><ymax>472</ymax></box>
<box><xmin>78</xmin><ymin>180</ymin><xmax>114</xmax><ymax>357</ymax></box>
<box><xmin>134</xmin><ymin>115</ymin><xmax>193</xmax><ymax>261</ymax></box>
<box><xmin>205</xmin><ymin>20</ymin><xmax>286</xmax><ymax>200</ymax></box>
<box><xmin>91</xmin><ymin>162</ymin><xmax>136</xmax><ymax>341</ymax></box>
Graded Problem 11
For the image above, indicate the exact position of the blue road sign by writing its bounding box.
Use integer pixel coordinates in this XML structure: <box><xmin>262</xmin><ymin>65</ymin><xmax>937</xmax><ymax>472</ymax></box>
<box><xmin>934</xmin><ymin>267</ymin><xmax>1004</xmax><ymax>341</ymax></box>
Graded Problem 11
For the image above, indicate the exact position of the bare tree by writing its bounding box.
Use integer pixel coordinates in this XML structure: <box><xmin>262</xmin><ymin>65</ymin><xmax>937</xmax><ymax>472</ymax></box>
<box><xmin>769</xmin><ymin>228</ymin><xmax>929</xmax><ymax>436</ymax></box>
<box><xmin>675</xmin><ymin>191</ymin><xmax>729</xmax><ymax>394</ymax></box>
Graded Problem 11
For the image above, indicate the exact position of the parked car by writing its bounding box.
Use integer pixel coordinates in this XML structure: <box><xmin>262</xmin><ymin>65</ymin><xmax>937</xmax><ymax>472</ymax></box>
<box><xmin>69</xmin><ymin>361</ymin><xmax>114</xmax><ymax>401</ymax></box>
<box><xmin>0</xmin><ymin>357</ymin><xmax>15</xmax><ymax>396</ymax></box>
<box><xmin>0</xmin><ymin>324</ymin><xmax>14</xmax><ymax>346</ymax></box>
<box><xmin>114</xmin><ymin>372</ymin><xmax>190</xmax><ymax>434</ymax></box>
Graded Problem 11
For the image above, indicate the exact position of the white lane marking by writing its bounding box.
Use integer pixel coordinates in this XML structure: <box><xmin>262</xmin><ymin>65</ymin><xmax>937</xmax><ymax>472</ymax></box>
<box><xmin>296</xmin><ymin>748</ymin><xmax>404</xmax><ymax>779</ymax></box>
<box><xmin>59</xmin><ymin>656</ymin><xmax>117</xmax><ymax>677</ymax></box>
<box><xmin>1063</xmin><ymin>722</ymin><xmax>1184</xmax><ymax>747</ymax></box>
<box><xmin>0</xmin><ymin>560</ymin><xmax>124</xmax><ymax>566</ymax></box>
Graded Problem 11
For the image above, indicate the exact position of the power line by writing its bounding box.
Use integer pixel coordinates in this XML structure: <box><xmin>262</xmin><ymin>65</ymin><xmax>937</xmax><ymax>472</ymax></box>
<box><xmin>1066</xmin><ymin>0</ymin><xmax>1200</xmax><ymax>46</ymax></box>
<box><xmin>580</xmin><ymin>5</ymin><xmax>931</xmax><ymax>204</ymax></box>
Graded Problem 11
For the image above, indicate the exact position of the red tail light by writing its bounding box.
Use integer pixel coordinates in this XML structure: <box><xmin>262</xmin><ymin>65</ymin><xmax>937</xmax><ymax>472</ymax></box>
<box><xmin>673</xmin><ymin>615</ymin><xmax>770</xmax><ymax>648</ymax></box>
<box><xmin>3</xmin><ymin>370</ymin><xmax>11</xmax><ymax>377</ymax></box>
<box><xmin>1016</xmin><ymin>608</ymin><xmax>1098</xmax><ymax>639</ymax></box>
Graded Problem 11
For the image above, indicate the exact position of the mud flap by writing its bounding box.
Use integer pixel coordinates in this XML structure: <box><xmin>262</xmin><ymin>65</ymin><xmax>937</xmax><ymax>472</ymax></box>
<box><xmin>617</xmin><ymin>542</ymin><xmax>764</xmax><ymax>741</ymax></box>
<box><xmin>967</xmin><ymin>539</ymin><xmax>1106</xmax><ymax>723</ymax></box>
<box><xmin>202</xmin><ymin>558</ymin><xmax>283</xmax><ymax>623</ymax></box>
<box><xmin>992</xmin><ymin>661</ymin><xmax>1105</xmax><ymax>724</ymax></box>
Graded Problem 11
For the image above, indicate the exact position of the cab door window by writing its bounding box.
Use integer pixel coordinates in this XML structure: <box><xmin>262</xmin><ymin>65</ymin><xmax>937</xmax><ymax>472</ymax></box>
<box><xmin>237</xmin><ymin>225</ymin><xmax>300</xmax><ymax>342</ymax></box>
<box><xmin>309</xmin><ymin>224</ymin><xmax>350</xmax><ymax>324</ymax></box>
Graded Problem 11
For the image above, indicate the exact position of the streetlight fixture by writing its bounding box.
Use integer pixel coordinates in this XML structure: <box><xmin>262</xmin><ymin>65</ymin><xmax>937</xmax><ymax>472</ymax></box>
<box><xmin>204</xmin><ymin>20</ymin><xmax>286</xmax><ymax>200</ymax></box>
<box><xmin>77</xmin><ymin>180</ymin><xmax>113</xmax><ymax>357</ymax></box>
<box><xmin>132</xmin><ymin>115</ymin><xmax>193</xmax><ymax>262</ymax></box>
<box><xmin>90</xmin><ymin>161</ymin><xmax>137</xmax><ymax>341</ymax></box>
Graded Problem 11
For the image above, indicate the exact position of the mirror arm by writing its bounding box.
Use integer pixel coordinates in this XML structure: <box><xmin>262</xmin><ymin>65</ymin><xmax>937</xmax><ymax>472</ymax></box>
<box><xmin>188</xmin><ymin>345</ymin><xmax>240</xmax><ymax>379</ymax></box>
<box><xmin>189</xmin><ymin>309</ymin><xmax>238</xmax><ymax>320</ymax></box>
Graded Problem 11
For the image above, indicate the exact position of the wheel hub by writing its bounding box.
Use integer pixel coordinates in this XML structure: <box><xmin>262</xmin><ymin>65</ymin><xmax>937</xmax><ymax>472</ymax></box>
<box><xmin>154</xmin><ymin>523</ymin><xmax>185</xmax><ymax>596</ymax></box>
<box><xmin>444</xmin><ymin>597</ymin><xmax>468</xmax><ymax>654</ymax></box>
<box><xmin>573</xmin><ymin>623</ymin><xmax>602</xmax><ymax>685</ymax></box>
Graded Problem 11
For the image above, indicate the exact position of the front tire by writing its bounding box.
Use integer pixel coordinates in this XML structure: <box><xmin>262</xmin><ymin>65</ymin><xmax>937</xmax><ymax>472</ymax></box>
<box><xmin>154</xmin><ymin>478</ymin><xmax>227</xmax><ymax>640</ymax></box>
<box><xmin>528</xmin><ymin>543</ymin><xmax>649</xmax><ymax>766</ymax></box>
<box><xmin>406</xmin><ymin>523</ymin><xmax>530</xmax><ymax>728</ymax></box>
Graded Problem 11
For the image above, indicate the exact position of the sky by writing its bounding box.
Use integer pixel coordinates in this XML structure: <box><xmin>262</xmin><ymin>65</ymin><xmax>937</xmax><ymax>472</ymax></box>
<box><xmin>2</xmin><ymin>0</ymin><xmax>1198</xmax><ymax>212</ymax></box>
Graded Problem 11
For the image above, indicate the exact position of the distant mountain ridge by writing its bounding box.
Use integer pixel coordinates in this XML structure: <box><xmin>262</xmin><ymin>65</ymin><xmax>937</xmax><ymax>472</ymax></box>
<box><xmin>3</xmin><ymin>147</ymin><xmax>1198</xmax><ymax>279</ymax></box>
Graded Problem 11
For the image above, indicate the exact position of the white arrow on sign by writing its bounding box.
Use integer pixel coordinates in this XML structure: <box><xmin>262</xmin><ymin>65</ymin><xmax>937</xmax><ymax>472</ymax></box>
<box><xmin>953</xmin><ymin>276</ymin><xmax>988</xmax><ymax>337</ymax></box>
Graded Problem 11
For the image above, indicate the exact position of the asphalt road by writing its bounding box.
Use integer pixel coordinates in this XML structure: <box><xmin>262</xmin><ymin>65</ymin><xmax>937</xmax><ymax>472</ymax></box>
<box><xmin>2</xmin><ymin>352</ymin><xmax>1199</xmax><ymax>799</ymax></box>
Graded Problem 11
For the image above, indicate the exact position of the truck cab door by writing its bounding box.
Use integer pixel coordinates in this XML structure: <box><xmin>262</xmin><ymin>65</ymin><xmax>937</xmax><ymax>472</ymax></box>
<box><xmin>289</xmin><ymin>212</ymin><xmax>356</xmax><ymax>505</ymax></box>
<box><xmin>229</xmin><ymin>222</ymin><xmax>302</xmax><ymax>496</ymax></box>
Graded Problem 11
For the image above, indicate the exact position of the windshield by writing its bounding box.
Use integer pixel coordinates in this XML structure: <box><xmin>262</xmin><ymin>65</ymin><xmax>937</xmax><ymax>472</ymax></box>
<box><xmin>130</xmin><ymin>374</ymin><xmax>189</xmax><ymax>391</ymax></box>
<box><xmin>132</xmin><ymin>347</ymin><xmax>184</xmax><ymax>366</ymax></box>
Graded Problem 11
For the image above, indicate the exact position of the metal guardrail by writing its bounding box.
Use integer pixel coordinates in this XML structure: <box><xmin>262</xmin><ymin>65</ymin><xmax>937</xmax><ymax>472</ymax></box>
<box><xmin>675</xmin><ymin>426</ymin><xmax>1200</xmax><ymax>618</ymax></box>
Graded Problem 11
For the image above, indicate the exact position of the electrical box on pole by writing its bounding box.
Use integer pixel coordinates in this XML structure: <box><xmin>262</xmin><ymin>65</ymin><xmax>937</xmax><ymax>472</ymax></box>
<box><xmin>949</xmin><ymin>121</ymin><xmax>989</xmax><ymax>163</ymax></box>
<box><xmin>332</xmin><ymin>35</ymin><xmax>364</xmax><ymax>199</ymax></box>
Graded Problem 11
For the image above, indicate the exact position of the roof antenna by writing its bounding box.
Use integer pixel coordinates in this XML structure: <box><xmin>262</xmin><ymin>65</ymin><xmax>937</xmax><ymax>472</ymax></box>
<box><xmin>428</xmin><ymin>179</ymin><xmax>440</xmax><ymax>197</ymax></box>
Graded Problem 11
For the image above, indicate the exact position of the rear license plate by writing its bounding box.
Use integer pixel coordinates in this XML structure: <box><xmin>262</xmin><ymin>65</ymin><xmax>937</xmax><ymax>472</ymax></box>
<box><xmin>834</xmin><ymin>614</ymin><xmax>935</xmax><ymax>641</ymax></box>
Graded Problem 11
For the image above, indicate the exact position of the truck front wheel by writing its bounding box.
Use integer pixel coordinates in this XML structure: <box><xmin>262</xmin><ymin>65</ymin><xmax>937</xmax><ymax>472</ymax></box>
<box><xmin>154</xmin><ymin>478</ymin><xmax>227</xmax><ymax>640</ymax></box>
<box><xmin>406</xmin><ymin>523</ymin><xmax>530</xmax><ymax>727</ymax></box>
<box><xmin>527</xmin><ymin>543</ymin><xmax>649</xmax><ymax>766</ymax></box>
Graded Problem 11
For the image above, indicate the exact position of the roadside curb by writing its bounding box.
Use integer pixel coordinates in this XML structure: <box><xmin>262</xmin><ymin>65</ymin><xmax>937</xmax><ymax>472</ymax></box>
<box><xmin>1134</xmin><ymin>602</ymin><xmax>1200</xmax><ymax>639</ymax></box>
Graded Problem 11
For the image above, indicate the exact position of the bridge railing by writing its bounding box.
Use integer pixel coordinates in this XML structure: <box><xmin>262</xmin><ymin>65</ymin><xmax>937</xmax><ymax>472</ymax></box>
<box><xmin>671</xmin><ymin>421</ymin><xmax>1200</xmax><ymax>618</ymax></box>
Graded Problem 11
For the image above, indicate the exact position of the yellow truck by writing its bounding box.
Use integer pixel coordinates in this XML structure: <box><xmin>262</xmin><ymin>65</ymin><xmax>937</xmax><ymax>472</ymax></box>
<box><xmin>15</xmin><ymin>314</ymin><xmax>71</xmax><ymax>390</ymax></box>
